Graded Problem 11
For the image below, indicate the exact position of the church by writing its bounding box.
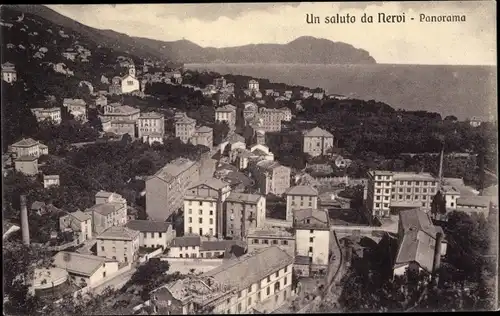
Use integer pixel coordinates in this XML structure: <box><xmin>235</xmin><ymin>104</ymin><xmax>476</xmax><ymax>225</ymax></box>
<box><xmin>109</xmin><ymin>64</ymin><xmax>140</xmax><ymax>95</ymax></box>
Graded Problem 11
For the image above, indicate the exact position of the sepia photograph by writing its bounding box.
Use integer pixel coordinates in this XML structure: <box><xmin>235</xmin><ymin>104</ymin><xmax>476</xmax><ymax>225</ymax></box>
<box><xmin>1</xmin><ymin>1</ymin><xmax>498</xmax><ymax>315</ymax></box>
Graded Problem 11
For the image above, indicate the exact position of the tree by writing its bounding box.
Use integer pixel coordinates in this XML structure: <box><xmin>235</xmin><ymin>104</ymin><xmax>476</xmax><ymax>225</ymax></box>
<box><xmin>128</xmin><ymin>258</ymin><xmax>170</xmax><ymax>287</ymax></box>
<box><xmin>444</xmin><ymin>115</ymin><xmax>458</xmax><ymax>122</ymax></box>
<box><xmin>430</xmin><ymin>190</ymin><xmax>447</xmax><ymax>217</ymax></box>
<box><xmin>213</xmin><ymin>121</ymin><xmax>230</xmax><ymax>145</ymax></box>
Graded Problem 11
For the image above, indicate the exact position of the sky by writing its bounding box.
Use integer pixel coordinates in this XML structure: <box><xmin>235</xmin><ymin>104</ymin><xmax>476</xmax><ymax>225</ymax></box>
<box><xmin>47</xmin><ymin>1</ymin><xmax>496</xmax><ymax>65</ymax></box>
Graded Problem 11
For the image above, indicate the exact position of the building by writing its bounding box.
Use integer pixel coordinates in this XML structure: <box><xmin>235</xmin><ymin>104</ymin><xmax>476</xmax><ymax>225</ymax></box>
<box><xmin>221</xmin><ymin>133</ymin><xmax>246</xmax><ymax>156</ymax></box>
<box><xmin>366</xmin><ymin>170</ymin><xmax>439</xmax><ymax>218</ymax></box>
<box><xmin>2</xmin><ymin>62</ymin><xmax>17</xmax><ymax>83</ymax></box>
<box><xmin>53</xmin><ymin>252</ymin><xmax>119</xmax><ymax>288</ymax></box>
<box><xmin>59</xmin><ymin>210</ymin><xmax>92</xmax><ymax>243</ymax></box>
<box><xmin>278</xmin><ymin>108</ymin><xmax>292</xmax><ymax>122</ymax></box>
<box><xmin>257</xmin><ymin>108</ymin><xmax>284</xmax><ymax>132</ymax></box>
<box><xmin>95</xmin><ymin>95</ymin><xmax>108</xmax><ymax>107</ymax></box>
<box><xmin>102</xmin><ymin>103</ymin><xmax>141</xmax><ymax>121</ymax></box>
<box><xmin>183</xmin><ymin>178</ymin><xmax>231</xmax><ymax>237</ymax></box>
<box><xmin>285</xmin><ymin>186</ymin><xmax>319</xmax><ymax>222</ymax></box>
<box><xmin>191</xmin><ymin>126</ymin><xmax>213</xmax><ymax>149</ymax></box>
<box><xmin>85</xmin><ymin>191</ymin><xmax>128</xmax><ymax>234</ymax></box>
<box><xmin>14</xmin><ymin>156</ymin><xmax>38</xmax><ymax>176</ymax></box>
<box><xmin>126</xmin><ymin>220</ymin><xmax>175</xmax><ymax>250</ymax></box>
<box><xmin>441</xmin><ymin>185</ymin><xmax>460</xmax><ymax>212</ymax></box>
<box><xmin>30</xmin><ymin>107</ymin><xmax>62</xmax><ymax>125</ymax></box>
<box><xmin>224</xmin><ymin>192</ymin><xmax>266</xmax><ymax>239</ymax></box>
<box><xmin>96</xmin><ymin>226</ymin><xmax>140</xmax><ymax>263</ymax></box>
<box><xmin>215</xmin><ymin>104</ymin><xmax>237</xmax><ymax>130</ymax></box>
<box><xmin>214</xmin><ymin>77</ymin><xmax>227</xmax><ymax>89</ymax></box>
<box><xmin>43</xmin><ymin>174</ymin><xmax>60</xmax><ymax>188</ymax></box>
<box><xmin>243</xmin><ymin>102</ymin><xmax>259</xmax><ymax>124</ymax></box>
<box><xmin>149</xmin><ymin>247</ymin><xmax>294</xmax><ymax>314</ymax></box>
<box><xmin>9</xmin><ymin>138</ymin><xmax>48</xmax><ymax>158</ymax></box>
<box><xmin>146</xmin><ymin>158</ymin><xmax>200</xmax><ymax>221</ymax></box>
<box><xmin>63</xmin><ymin>98</ymin><xmax>87</xmax><ymax>122</ymax></box>
<box><xmin>252</xmin><ymin>160</ymin><xmax>291</xmax><ymax>196</ymax></box>
<box><xmin>110</xmin><ymin>120</ymin><xmax>136</xmax><ymax>137</ymax></box>
<box><xmin>294</xmin><ymin>208</ymin><xmax>330</xmax><ymax>273</ymax></box>
<box><xmin>302</xmin><ymin>127</ymin><xmax>334</xmax><ymax>157</ymax></box>
<box><xmin>246</xmin><ymin>228</ymin><xmax>295</xmax><ymax>257</ymax></box>
<box><xmin>456</xmin><ymin>196</ymin><xmax>491</xmax><ymax>217</ymax></box>
<box><xmin>167</xmin><ymin>236</ymin><xmax>246</xmax><ymax>259</ymax></box>
<box><xmin>393</xmin><ymin>208</ymin><xmax>447</xmax><ymax>276</ymax></box>
<box><xmin>248</xmin><ymin>79</ymin><xmax>259</xmax><ymax>91</ymax></box>
<box><xmin>110</xmin><ymin>66</ymin><xmax>140</xmax><ymax>94</ymax></box>
<box><xmin>175</xmin><ymin>115</ymin><xmax>196</xmax><ymax>144</ymax></box>
<box><xmin>469</xmin><ymin>116</ymin><xmax>483</xmax><ymax>127</ymax></box>
<box><xmin>137</xmin><ymin>112</ymin><xmax>164</xmax><ymax>144</ymax></box>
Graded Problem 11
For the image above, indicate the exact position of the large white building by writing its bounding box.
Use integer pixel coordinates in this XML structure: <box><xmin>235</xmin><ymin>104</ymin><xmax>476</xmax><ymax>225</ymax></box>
<box><xmin>2</xmin><ymin>62</ymin><xmax>17</xmax><ymax>83</ymax></box>
<box><xmin>126</xmin><ymin>220</ymin><xmax>175</xmax><ymax>250</ymax></box>
<box><xmin>285</xmin><ymin>185</ymin><xmax>319</xmax><ymax>222</ymax></box>
<box><xmin>30</xmin><ymin>107</ymin><xmax>62</xmax><ymax>125</ymax></box>
<box><xmin>137</xmin><ymin>112</ymin><xmax>164</xmax><ymax>144</ymax></box>
<box><xmin>366</xmin><ymin>170</ymin><xmax>438</xmax><ymax>218</ymax></box>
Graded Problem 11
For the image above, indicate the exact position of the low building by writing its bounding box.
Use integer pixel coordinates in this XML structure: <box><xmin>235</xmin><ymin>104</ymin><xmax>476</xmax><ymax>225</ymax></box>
<box><xmin>393</xmin><ymin>208</ymin><xmax>447</xmax><ymax>276</ymax></box>
<box><xmin>126</xmin><ymin>220</ymin><xmax>175</xmax><ymax>250</ymax></box>
<box><xmin>175</xmin><ymin>115</ymin><xmax>196</xmax><ymax>144</ymax></box>
<box><xmin>224</xmin><ymin>192</ymin><xmax>266</xmax><ymax>239</ymax></box>
<box><xmin>167</xmin><ymin>236</ymin><xmax>246</xmax><ymax>259</ymax></box>
<box><xmin>96</xmin><ymin>226</ymin><xmax>140</xmax><ymax>263</ymax></box>
<box><xmin>85</xmin><ymin>191</ymin><xmax>128</xmax><ymax>234</ymax></box>
<box><xmin>285</xmin><ymin>185</ymin><xmax>319</xmax><ymax>222</ymax></box>
<box><xmin>14</xmin><ymin>156</ymin><xmax>38</xmax><ymax>176</ymax></box>
<box><xmin>252</xmin><ymin>160</ymin><xmax>291</xmax><ymax>196</ymax></box>
<box><xmin>53</xmin><ymin>251</ymin><xmax>119</xmax><ymax>288</ymax></box>
<box><xmin>168</xmin><ymin>236</ymin><xmax>201</xmax><ymax>258</ymax></box>
<box><xmin>138</xmin><ymin>112</ymin><xmax>165</xmax><ymax>144</ymax></box>
<box><xmin>149</xmin><ymin>246</ymin><xmax>293</xmax><ymax>314</ymax></box>
<box><xmin>456</xmin><ymin>196</ymin><xmax>491</xmax><ymax>217</ymax></box>
<box><xmin>2</xmin><ymin>62</ymin><xmax>17</xmax><ymax>83</ymax></box>
<box><xmin>246</xmin><ymin>228</ymin><xmax>295</xmax><ymax>257</ymax></box>
<box><xmin>302</xmin><ymin>127</ymin><xmax>334</xmax><ymax>157</ymax></box>
<box><xmin>30</xmin><ymin>107</ymin><xmax>62</xmax><ymax>125</ymax></box>
<box><xmin>63</xmin><ymin>98</ymin><xmax>87</xmax><ymax>122</ymax></box>
<box><xmin>215</xmin><ymin>104</ymin><xmax>237</xmax><ymax>130</ymax></box>
<box><xmin>59</xmin><ymin>210</ymin><xmax>92</xmax><ymax>243</ymax></box>
<box><xmin>9</xmin><ymin>138</ymin><xmax>47</xmax><ymax>158</ymax></box>
<box><xmin>294</xmin><ymin>208</ymin><xmax>330</xmax><ymax>274</ymax></box>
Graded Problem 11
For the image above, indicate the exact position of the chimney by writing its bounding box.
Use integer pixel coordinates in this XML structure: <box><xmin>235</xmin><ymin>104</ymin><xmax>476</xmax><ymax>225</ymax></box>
<box><xmin>431</xmin><ymin>232</ymin><xmax>443</xmax><ymax>277</ymax></box>
<box><xmin>20</xmin><ymin>195</ymin><xmax>30</xmax><ymax>245</ymax></box>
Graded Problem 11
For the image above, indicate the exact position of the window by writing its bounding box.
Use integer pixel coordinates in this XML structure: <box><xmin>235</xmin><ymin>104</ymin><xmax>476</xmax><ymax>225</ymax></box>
<box><xmin>209</xmin><ymin>210</ymin><xmax>213</xmax><ymax>215</ymax></box>
<box><xmin>308</xmin><ymin>202</ymin><xmax>312</xmax><ymax>207</ymax></box>
<box><xmin>238</xmin><ymin>303</ymin><xmax>242</xmax><ymax>312</ymax></box>
<box><xmin>407</xmin><ymin>188</ymin><xmax>411</xmax><ymax>192</ymax></box>
<box><xmin>258</xmin><ymin>292</ymin><xmax>261</xmax><ymax>301</ymax></box>
<box><xmin>263</xmin><ymin>239</ymin><xmax>269</xmax><ymax>244</ymax></box>
<box><xmin>248</xmin><ymin>297</ymin><xmax>252</xmax><ymax>306</ymax></box>
<box><xmin>306</xmin><ymin>219</ymin><xmax>310</xmax><ymax>224</ymax></box>
<box><xmin>385</xmin><ymin>189</ymin><xmax>389</xmax><ymax>194</ymax></box>
<box><xmin>266</xmin><ymin>287</ymin><xmax>271</xmax><ymax>296</ymax></box>
<box><xmin>238</xmin><ymin>291</ymin><xmax>242</xmax><ymax>298</ymax></box>
<box><xmin>284</xmin><ymin>276</ymin><xmax>287</xmax><ymax>285</ymax></box>
<box><xmin>273</xmin><ymin>240</ymin><xmax>278</xmax><ymax>245</ymax></box>
<box><xmin>400</xmin><ymin>181</ymin><xmax>404</xmax><ymax>185</ymax></box>
<box><xmin>199</xmin><ymin>209</ymin><xmax>203</xmax><ymax>215</ymax></box>
<box><xmin>309</xmin><ymin>237</ymin><xmax>314</xmax><ymax>243</ymax></box>
<box><xmin>209</xmin><ymin>218</ymin><xmax>213</xmax><ymax>225</ymax></box>
<box><xmin>151</xmin><ymin>232</ymin><xmax>155</xmax><ymax>238</ymax></box>
<box><xmin>376</xmin><ymin>203</ymin><xmax>380</xmax><ymax>208</ymax></box>
<box><xmin>309</xmin><ymin>246</ymin><xmax>313</xmax><ymax>253</ymax></box>
<box><xmin>188</xmin><ymin>209</ymin><xmax>192</xmax><ymax>214</ymax></box>
<box><xmin>451</xmin><ymin>202</ymin><xmax>454</xmax><ymax>207</ymax></box>
<box><xmin>199</xmin><ymin>228</ymin><xmax>203</xmax><ymax>235</ymax></box>
<box><xmin>199</xmin><ymin>218</ymin><xmax>203</xmax><ymax>224</ymax></box>
<box><xmin>276</xmin><ymin>271</ymin><xmax>279</xmax><ymax>277</ymax></box>
<box><xmin>199</xmin><ymin>201</ymin><xmax>203</xmax><ymax>206</ymax></box>
<box><xmin>158</xmin><ymin>232</ymin><xmax>162</xmax><ymax>238</ymax></box>
<box><xmin>415</xmin><ymin>188</ymin><xmax>420</xmax><ymax>193</ymax></box>
<box><xmin>180</xmin><ymin>254</ymin><xmax>183</xmax><ymax>258</ymax></box>
<box><xmin>188</xmin><ymin>227</ymin><xmax>192</xmax><ymax>234</ymax></box>
<box><xmin>101</xmin><ymin>246</ymin><xmax>104</xmax><ymax>251</ymax></box>
<box><xmin>227</xmin><ymin>298</ymin><xmax>230</xmax><ymax>304</ymax></box>
<box><xmin>188</xmin><ymin>201</ymin><xmax>192</xmax><ymax>206</ymax></box>
<box><xmin>376</xmin><ymin>189</ymin><xmax>381</xmax><ymax>193</ymax></box>
<box><xmin>282</xmin><ymin>240</ymin><xmax>288</xmax><ymax>245</ymax></box>
<box><xmin>406</xmin><ymin>195</ymin><xmax>411</xmax><ymax>199</ymax></box>
<box><xmin>112</xmin><ymin>247</ymin><xmax>116</xmax><ymax>253</ymax></box>
<box><xmin>189</xmin><ymin>217</ymin><xmax>192</xmax><ymax>223</ymax></box>
<box><xmin>284</xmin><ymin>266</ymin><xmax>288</xmax><ymax>273</ymax></box>
<box><xmin>267</xmin><ymin>276</ymin><xmax>271</xmax><ymax>282</ymax></box>
<box><xmin>253</xmin><ymin>239</ymin><xmax>259</xmax><ymax>244</ymax></box>
<box><xmin>127</xmin><ymin>80</ymin><xmax>134</xmax><ymax>85</ymax></box>
<box><xmin>310</xmin><ymin>229</ymin><xmax>314</xmax><ymax>234</ymax></box>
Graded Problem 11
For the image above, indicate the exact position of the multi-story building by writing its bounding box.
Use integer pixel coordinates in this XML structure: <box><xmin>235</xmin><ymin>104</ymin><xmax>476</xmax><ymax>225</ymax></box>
<box><xmin>243</xmin><ymin>102</ymin><xmax>259</xmax><ymax>124</ymax></box>
<box><xmin>257</xmin><ymin>108</ymin><xmax>284</xmax><ymax>132</ymax></box>
<box><xmin>30</xmin><ymin>107</ymin><xmax>62</xmax><ymax>125</ymax></box>
<box><xmin>294</xmin><ymin>208</ymin><xmax>330</xmax><ymax>274</ymax></box>
<box><xmin>183</xmin><ymin>178</ymin><xmax>231</xmax><ymax>237</ymax></box>
<box><xmin>248</xmin><ymin>79</ymin><xmax>260</xmax><ymax>91</ymax></box>
<box><xmin>109</xmin><ymin>120</ymin><xmax>136</xmax><ymax>137</ymax></box>
<box><xmin>175</xmin><ymin>115</ymin><xmax>196</xmax><ymax>144</ymax></box>
<box><xmin>43</xmin><ymin>175</ymin><xmax>60</xmax><ymax>188</ymax></box>
<box><xmin>101</xmin><ymin>103</ymin><xmax>141</xmax><ymax>122</ymax></box>
<box><xmin>302</xmin><ymin>127</ymin><xmax>334</xmax><ymax>157</ymax></box>
<box><xmin>149</xmin><ymin>247</ymin><xmax>294</xmax><ymax>314</ymax></box>
<box><xmin>137</xmin><ymin>112</ymin><xmax>165</xmax><ymax>144</ymax></box>
<box><xmin>2</xmin><ymin>62</ymin><xmax>17</xmax><ymax>83</ymax></box>
<box><xmin>366</xmin><ymin>170</ymin><xmax>438</xmax><ymax>218</ymax></box>
<box><xmin>191</xmin><ymin>126</ymin><xmax>213</xmax><ymax>149</ymax></box>
<box><xmin>285</xmin><ymin>186</ymin><xmax>319</xmax><ymax>221</ymax></box>
<box><xmin>456</xmin><ymin>196</ymin><xmax>491</xmax><ymax>218</ymax></box>
<box><xmin>224</xmin><ymin>192</ymin><xmax>266</xmax><ymax>239</ymax></box>
<box><xmin>167</xmin><ymin>236</ymin><xmax>247</xmax><ymax>259</ymax></box>
<box><xmin>96</xmin><ymin>226</ymin><xmax>140</xmax><ymax>263</ymax></box>
<box><xmin>247</xmin><ymin>228</ymin><xmax>295</xmax><ymax>257</ymax></box>
<box><xmin>252</xmin><ymin>160</ymin><xmax>291</xmax><ymax>196</ymax></box>
<box><xmin>59</xmin><ymin>210</ymin><xmax>92</xmax><ymax>243</ymax></box>
<box><xmin>126</xmin><ymin>220</ymin><xmax>175</xmax><ymax>250</ymax></box>
<box><xmin>63</xmin><ymin>98</ymin><xmax>87</xmax><ymax>122</ymax></box>
<box><xmin>14</xmin><ymin>156</ymin><xmax>39</xmax><ymax>176</ymax></box>
<box><xmin>214</xmin><ymin>77</ymin><xmax>227</xmax><ymax>89</ymax></box>
<box><xmin>279</xmin><ymin>107</ymin><xmax>292</xmax><ymax>122</ymax></box>
<box><xmin>85</xmin><ymin>191</ymin><xmax>128</xmax><ymax>234</ymax></box>
<box><xmin>146</xmin><ymin>158</ymin><xmax>200</xmax><ymax>221</ymax></box>
<box><xmin>8</xmin><ymin>138</ymin><xmax>48</xmax><ymax>158</ymax></box>
<box><xmin>215</xmin><ymin>104</ymin><xmax>237</xmax><ymax>130</ymax></box>
<box><xmin>393</xmin><ymin>208</ymin><xmax>447</xmax><ymax>276</ymax></box>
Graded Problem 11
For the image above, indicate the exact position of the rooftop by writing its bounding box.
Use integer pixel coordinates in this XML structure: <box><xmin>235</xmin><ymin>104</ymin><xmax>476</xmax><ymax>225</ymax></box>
<box><xmin>200</xmin><ymin>240</ymin><xmax>247</xmax><ymax>252</ymax></box>
<box><xmin>126</xmin><ymin>220</ymin><xmax>172</xmax><ymax>233</ymax></box>
<box><xmin>456</xmin><ymin>196</ymin><xmax>491</xmax><ymax>208</ymax></box>
<box><xmin>216</xmin><ymin>104</ymin><xmax>236</xmax><ymax>112</ymax></box>
<box><xmin>227</xmin><ymin>133</ymin><xmax>245</xmax><ymax>144</ymax></box>
<box><xmin>285</xmin><ymin>185</ymin><xmax>318</xmax><ymax>196</ymax></box>
<box><xmin>176</xmin><ymin>116</ymin><xmax>196</xmax><ymax>125</ymax></box>
<box><xmin>226</xmin><ymin>192</ymin><xmax>262</xmax><ymax>204</ymax></box>
<box><xmin>70</xmin><ymin>210</ymin><xmax>91</xmax><ymax>222</ymax></box>
<box><xmin>53</xmin><ymin>252</ymin><xmax>111</xmax><ymax>277</ymax></box>
<box><xmin>89</xmin><ymin>202</ymin><xmax>123</xmax><ymax>216</ymax></box>
<box><xmin>15</xmin><ymin>155</ymin><xmax>38</xmax><ymax>162</ymax></box>
<box><xmin>152</xmin><ymin>158</ymin><xmax>197</xmax><ymax>183</ymax></box>
<box><xmin>140</xmin><ymin>112</ymin><xmax>163</xmax><ymax>119</ymax></box>
<box><xmin>97</xmin><ymin>226</ymin><xmax>140</xmax><ymax>241</ymax></box>
<box><xmin>303</xmin><ymin>127</ymin><xmax>333</xmax><ymax>138</ymax></box>
<box><xmin>247</xmin><ymin>228</ymin><xmax>294</xmax><ymax>238</ymax></box>
<box><xmin>11</xmin><ymin>138</ymin><xmax>39</xmax><ymax>147</ymax></box>
<box><xmin>63</xmin><ymin>98</ymin><xmax>86</xmax><ymax>106</ymax></box>
<box><xmin>190</xmin><ymin>177</ymin><xmax>229</xmax><ymax>191</ymax></box>
<box><xmin>256</xmin><ymin>160</ymin><xmax>285</xmax><ymax>171</ymax></box>
<box><xmin>294</xmin><ymin>208</ymin><xmax>329</xmax><ymax>227</ymax></box>
<box><xmin>170</xmin><ymin>236</ymin><xmax>201</xmax><ymax>248</ymax></box>
<box><xmin>195</xmin><ymin>126</ymin><xmax>213</xmax><ymax>134</ymax></box>
<box><xmin>43</xmin><ymin>174</ymin><xmax>60</xmax><ymax>180</ymax></box>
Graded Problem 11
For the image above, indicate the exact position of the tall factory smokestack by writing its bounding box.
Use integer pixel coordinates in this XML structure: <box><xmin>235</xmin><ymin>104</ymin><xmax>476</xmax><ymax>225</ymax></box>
<box><xmin>431</xmin><ymin>232</ymin><xmax>443</xmax><ymax>282</ymax></box>
<box><xmin>20</xmin><ymin>195</ymin><xmax>30</xmax><ymax>245</ymax></box>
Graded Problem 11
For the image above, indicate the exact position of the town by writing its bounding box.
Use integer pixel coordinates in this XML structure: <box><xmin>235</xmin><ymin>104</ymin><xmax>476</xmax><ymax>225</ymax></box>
<box><xmin>2</xmin><ymin>6</ymin><xmax>498</xmax><ymax>316</ymax></box>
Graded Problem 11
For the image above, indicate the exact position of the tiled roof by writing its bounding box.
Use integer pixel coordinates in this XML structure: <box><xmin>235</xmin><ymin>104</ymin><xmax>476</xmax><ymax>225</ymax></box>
<box><xmin>195</xmin><ymin>126</ymin><xmax>212</xmax><ymax>133</ymax></box>
<box><xmin>63</xmin><ymin>98</ymin><xmax>86</xmax><ymax>106</ymax></box>
<box><xmin>126</xmin><ymin>220</ymin><xmax>172</xmax><ymax>233</ymax></box>
<box><xmin>227</xmin><ymin>133</ymin><xmax>245</xmax><ymax>144</ymax></box>
<box><xmin>190</xmin><ymin>177</ymin><xmax>229</xmax><ymax>191</ymax></box>
<box><xmin>303</xmin><ymin>127</ymin><xmax>333</xmax><ymax>138</ymax></box>
<box><xmin>90</xmin><ymin>203</ymin><xmax>123</xmax><ymax>216</ymax></box>
<box><xmin>226</xmin><ymin>192</ymin><xmax>262</xmax><ymax>204</ymax></box>
<box><xmin>43</xmin><ymin>175</ymin><xmax>60</xmax><ymax>180</ymax></box>
<box><xmin>152</xmin><ymin>158</ymin><xmax>197</xmax><ymax>183</ymax></box>
<box><xmin>256</xmin><ymin>160</ymin><xmax>284</xmax><ymax>171</ymax></box>
<box><xmin>139</xmin><ymin>112</ymin><xmax>163</xmax><ymax>119</ymax></box>
<box><xmin>31</xmin><ymin>201</ymin><xmax>46</xmax><ymax>210</ymax></box>
<box><xmin>294</xmin><ymin>208</ymin><xmax>329</xmax><ymax>225</ymax></box>
<box><xmin>285</xmin><ymin>185</ymin><xmax>318</xmax><ymax>196</ymax></box>
<box><xmin>200</xmin><ymin>240</ymin><xmax>246</xmax><ymax>252</ymax></box>
<box><xmin>216</xmin><ymin>104</ymin><xmax>236</xmax><ymax>112</ymax></box>
<box><xmin>53</xmin><ymin>252</ymin><xmax>110</xmax><ymax>277</ymax></box>
<box><xmin>70</xmin><ymin>210</ymin><xmax>91</xmax><ymax>222</ymax></box>
<box><xmin>176</xmin><ymin>116</ymin><xmax>196</xmax><ymax>125</ymax></box>
<box><xmin>15</xmin><ymin>155</ymin><xmax>38</xmax><ymax>162</ymax></box>
<box><xmin>456</xmin><ymin>196</ymin><xmax>490</xmax><ymax>208</ymax></box>
<box><xmin>170</xmin><ymin>236</ymin><xmax>201</xmax><ymax>248</ymax></box>
<box><xmin>202</xmin><ymin>247</ymin><xmax>293</xmax><ymax>292</ymax></box>
<box><xmin>97</xmin><ymin>226</ymin><xmax>139</xmax><ymax>241</ymax></box>
<box><xmin>393</xmin><ymin>172</ymin><xmax>435</xmax><ymax>181</ymax></box>
<box><xmin>12</xmin><ymin>138</ymin><xmax>38</xmax><ymax>147</ymax></box>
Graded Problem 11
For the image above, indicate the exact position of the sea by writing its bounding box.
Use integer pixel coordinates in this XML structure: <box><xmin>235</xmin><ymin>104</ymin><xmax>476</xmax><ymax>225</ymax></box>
<box><xmin>185</xmin><ymin>63</ymin><xmax>497</xmax><ymax>121</ymax></box>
